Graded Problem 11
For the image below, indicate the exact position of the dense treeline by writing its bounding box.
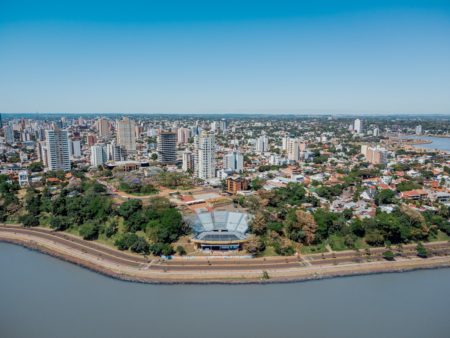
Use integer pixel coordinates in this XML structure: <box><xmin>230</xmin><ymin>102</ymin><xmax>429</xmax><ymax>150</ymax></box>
<box><xmin>16</xmin><ymin>176</ymin><xmax>187</xmax><ymax>256</ymax></box>
<box><xmin>246</xmin><ymin>182</ymin><xmax>450</xmax><ymax>255</ymax></box>
<box><xmin>0</xmin><ymin>174</ymin><xmax>20</xmax><ymax>222</ymax></box>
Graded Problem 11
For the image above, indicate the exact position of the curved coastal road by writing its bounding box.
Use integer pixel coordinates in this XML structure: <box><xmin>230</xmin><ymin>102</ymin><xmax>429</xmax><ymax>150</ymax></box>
<box><xmin>1</xmin><ymin>224</ymin><xmax>450</xmax><ymax>283</ymax></box>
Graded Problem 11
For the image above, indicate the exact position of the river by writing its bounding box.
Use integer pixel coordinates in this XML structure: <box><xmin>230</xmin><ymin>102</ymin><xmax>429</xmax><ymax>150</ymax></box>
<box><xmin>402</xmin><ymin>135</ymin><xmax>450</xmax><ymax>152</ymax></box>
<box><xmin>1</xmin><ymin>243</ymin><xmax>450</xmax><ymax>338</ymax></box>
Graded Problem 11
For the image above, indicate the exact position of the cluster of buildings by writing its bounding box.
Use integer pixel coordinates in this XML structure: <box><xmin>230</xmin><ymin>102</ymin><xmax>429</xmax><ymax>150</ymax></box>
<box><xmin>1</xmin><ymin>113</ymin><xmax>450</xmax><ymax>252</ymax></box>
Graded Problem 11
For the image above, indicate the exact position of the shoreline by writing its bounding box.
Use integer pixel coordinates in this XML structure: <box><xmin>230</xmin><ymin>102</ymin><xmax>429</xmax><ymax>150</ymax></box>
<box><xmin>2</xmin><ymin>228</ymin><xmax>450</xmax><ymax>285</ymax></box>
<box><xmin>394</xmin><ymin>135</ymin><xmax>449</xmax><ymax>153</ymax></box>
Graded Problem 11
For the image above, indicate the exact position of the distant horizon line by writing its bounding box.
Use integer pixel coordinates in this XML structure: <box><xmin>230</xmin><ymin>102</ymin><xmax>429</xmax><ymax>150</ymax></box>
<box><xmin>2</xmin><ymin>112</ymin><xmax>450</xmax><ymax>117</ymax></box>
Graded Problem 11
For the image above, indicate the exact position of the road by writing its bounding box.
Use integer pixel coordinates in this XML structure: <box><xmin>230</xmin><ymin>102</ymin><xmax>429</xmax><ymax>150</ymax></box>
<box><xmin>1</xmin><ymin>224</ymin><xmax>450</xmax><ymax>283</ymax></box>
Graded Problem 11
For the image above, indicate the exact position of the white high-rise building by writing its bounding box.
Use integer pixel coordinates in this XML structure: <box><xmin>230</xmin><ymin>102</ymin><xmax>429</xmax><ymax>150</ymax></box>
<box><xmin>287</xmin><ymin>138</ymin><xmax>300</xmax><ymax>162</ymax></box>
<box><xmin>45</xmin><ymin>129</ymin><xmax>71</xmax><ymax>171</ymax></box>
<box><xmin>90</xmin><ymin>145</ymin><xmax>107</xmax><ymax>167</ymax></box>
<box><xmin>256</xmin><ymin>133</ymin><xmax>269</xmax><ymax>153</ymax></box>
<box><xmin>116</xmin><ymin>117</ymin><xmax>136</xmax><ymax>153</ymax></box>
<box><xmin>373</xmin><ymin>127</ymin><xmax>380</xmax><ymax>137</ymax></box>
<box><xmin>4</xmin><ymin>125</ymin><xmax>14</xmax><ymax>144</ymax></box>
<box><xmin>69</xmin><ymin>139</ymin><xmax>82</xmax><ymax>158</ymax></box>
<box><xmin>415</xmin><ymin>125</ymin><xmax>423</xmax><ymax>135</ymax></box>
<box><xmin>182</xmin><ymin>150</ymin><xmax>194</xmax><ymax>172</ymax></box>
<box><xmin>107</xmin><ymin>141</ymin><xmax>124</xmax><ymax>162</ymax></box>
<box><xmin>195</xmin><ymin>131</ymin><xmax>216</xmax><ymax>179</ymax></box>
<box><xmin>354</xmin><ymin>119</ymin><xmax>363</xmax><ymax>134</ymax></box>
<box><xmin>224</xmin><ymin>150</ymin><xmax>244</xmax><ymax>173</ymax></box>
<box><xmin>281</xmin><ymin>135</ymin><xmax>289</xmax><ymax>151</ymax></box>
<box><xmin>219</xmin><ymin>119</ymin><xmax>227</xmax><ymax>134</ymax></box>
<box><xmin>177</xmin><ymin>128</ymin><xmax>190</xmax><ymax>145</ymax></box>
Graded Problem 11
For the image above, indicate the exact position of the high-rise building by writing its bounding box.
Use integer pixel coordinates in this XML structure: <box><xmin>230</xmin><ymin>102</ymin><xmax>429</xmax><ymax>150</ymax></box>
<box><xmin>45</xmin><ymin>129</ymin><xmax>71</xmax><ymax>171</ymax></box>
<box><xmin>90</xmin><ymin>145</ymin><xmax>107</xmax><ymax>167</ymax></box>
<box><xmin>195</xmin><ymin>131</ymin><xmax>216</xmax><ymax>179</ymax></box>
<box><xmin>37</xmin><ymin>141</ymin><xmax>48</xmax><ymax>167</ymax></box>
<box><xmin>219</xmin><ymin>119</ymin><xmax>227</xmax><ymax>134</ymax></box>
<box><xmin>69</xmin><ymin>139</ymin><xmax>82</xmax><ymax>158</ymax></box>
<box><xmin>354</xmin><ymin>119</ymin><xmax>363</xmax><ymax>134</ymax></box>
<box><xmin>182</xmin><ymin>150</ymin><xmax>194</xmax><ymax>172</ymax></box>
<box><xmin>96</xmin><ymin>118</ymin><xmax>111</xmax><ymax>138</ymax></box>
<box><xmin>224</xmin><ymin>150</ymin><xmax>244</xmax><ymax>173</ymax></box>
<box><xmin>415</xmin><ymin>125</ymin><xmax>423</xmax><ymax>135</ymax></box>
<box><xmin>287</xmin><ymin>138</ymin><xmax>300</xmax><ymax>162</ymax></box>
<box><xmin>177</xmin><ymin>128</ymin><xmax>190</xmax><ymax>145</ymax></box>
<box><xmin>116</xmin><ymin>117</ymin><xmax>136</xmax><ymax>153</ymax></box>
<box><xmin>157</xmin><ymin>131</ymin><xmax>177</xmax><ymax>164</ymax></box>
<box><xmin>361</xmin><ymin>145</ymin><xmax>388</xmax><ymax>164</ymax></box>
<box><xmin>281</xmin><ymin>135</ymin><xmax>289</xmax><ymax>151</ymax></box>
<box><xmin>256</xmin><ymin>133</ymin><xmax>269</xmax><ymax>153</ymax></box>
<box><xmin>107</xmin><ymin>141</ymin><xmax>125</xmax><ymax>162</ymax></box>
<box><xmin>373</xmin><ymin>127</ymin><xmax>380</xmax><ymax>137</ymax></box>
<box><xmin>4</xmin><ymin>125</ymin><xmax>14</xmax><ymax>144</ymax></box>
<box><xmin>86</xmin><ymin>134</ymin><xmax>97</xmax><ymax>146</ymax></box>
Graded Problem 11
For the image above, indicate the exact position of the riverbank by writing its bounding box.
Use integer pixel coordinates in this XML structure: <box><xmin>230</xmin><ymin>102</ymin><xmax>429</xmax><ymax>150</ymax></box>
<box><xmin>2</xmin><ymin>225</ymin><xmax>450</xmax><ymax>284</ymax></box>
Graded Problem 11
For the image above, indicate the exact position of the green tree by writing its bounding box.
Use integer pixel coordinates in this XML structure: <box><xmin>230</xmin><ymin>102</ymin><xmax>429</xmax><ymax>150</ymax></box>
<box><xmin>375</xmin><ymin>189</ymin><xmax>396</xmax><ymax>206</ymax></box>
<box><xmin>115</xmin><ymin>233</ymin><xmax>139</xmax><ymax>250</ymax></box>
<box><xmin>20</xmin><ymin>214</ymin><xmax>39</xmax><ymax>227</ymax></box>
<box><xmin>130</xmin><ymin>237</ymin><xmax>150</xmax><ymax>254</ymax></box>
<box><xmin>79</xmin><ymin>222</ymin><xmax>100</xmax><ymax>240</ymax></box>
<box><xmin>50</xmin><ymin>216</ymin><xmax>69</xmax><ymax>231</ymax></box>
<box><xmin>416</xmin><ymin>242</ymin><xmax>428</xmax><ymax>258</ymax></box>
<box><xmin>117</xmin><ymin>199</ymin><xmax>142</xmax><ymax>219</ymax></box>
<box><xmin>176</xmin><ymin>245</ymin><xmax>187</xmax><ymax>256</ymax></box>
<box><xmin>382</xmin><ymin>250</ymin><xmax>395</xmax><ymax>261</ymax></box>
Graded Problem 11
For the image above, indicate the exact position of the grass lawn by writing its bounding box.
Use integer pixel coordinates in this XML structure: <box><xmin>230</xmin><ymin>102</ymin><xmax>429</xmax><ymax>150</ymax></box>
<box><xmin>327</xmin><ymin>234</ymin><xmax>348</xmax><ymax>251</ymax></box>
<box><xmin>300</xmin><ymin>242</ymin><xmax>327</xmax><ymax>254</ymax></box>
<box><xmin>429</xmin><ymin>230</ymin><xmax>450</xmax><ymax>242</ymax></box>
<box><xmin>261</xmin><ymin>245</ymin><xmax>278</xmax><ymax>256</ymax></box>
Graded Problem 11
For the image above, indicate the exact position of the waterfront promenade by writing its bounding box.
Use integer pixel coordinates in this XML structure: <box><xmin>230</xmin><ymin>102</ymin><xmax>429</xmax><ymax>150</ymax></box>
<box><xmin>1</xmin><ymin>224</ymin><xmax>450</xmax><ymax>283</ymax></box>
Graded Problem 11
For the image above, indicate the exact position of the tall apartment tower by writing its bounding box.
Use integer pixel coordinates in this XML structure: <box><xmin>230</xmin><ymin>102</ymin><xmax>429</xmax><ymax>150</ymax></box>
<box><xmin>354</xmin><ymin>119</ymin><xmax>363</xmax><ymax>134</ymax></box>
<box><xmin>219</xmin><ymin>119</ymin><xmax>227</xmax><ymax>134</ymax></box>
<box><xmin>195</xmin><ymin>131</ymin><xmax>216</xmax><ymax>179</ymax></box>
<box><xmin>256</xmin><ymin>133</ymin><xmax>269</xmax><ymax>153</ymax></box>
<box><xmin>415</xmin><ymin>125</ymin><xmax>423</xmax><ymax>135</ymax></box>
<box><xmin>116</xmin><ymin>117</ymin><xmax>136</xmax><ymax>153</ymax></box>
<box><xmin>177</xmin><ymin>127</ymin><xmax>190</xmax><ymax>145</ymax></box>
<box><xmin>4</xmin><ymin>125</ymin><xmax>14</xmax><ymax>144</ymax></box>
<box><xmin>69</xmin><ymin>138</ymin><xmax>82</xmax><ymax>158</ymax></box>
<box><xmin>45</xmin><ymin>129</ymin><xmax>71</xmax><ymax>171</ymax></box>
<box><xmin>287</xmin><ymin>138</ymin><xmax>300</xmax><ymax>162</ymax></box>
<box><xmin>182</xmin><ymin>150</ymin><xmax>194</xmax><ymax>172</ymax></box>
<box><xmin>107</xmin><ymin>141</ymin><xmax>125</xmax><ymax>162</ymax></box>
<box><xmin>224</xmin><ymin>150</ymin><xmax>243</xmax><ymax>173</ymax></box>
<box><xmin>90</xmin><ymin>144</ymin><xmax>107</xmax><ymax>167</ymax></box>
<box><xmin>96</xmin><ymin>118</ymin><xmax>111</xmax><ymax>138</ymax></box>
<box><xmin>157</xmin><ymin>131</ymin><xmax>177</xmax><ymax>164</ymax></box>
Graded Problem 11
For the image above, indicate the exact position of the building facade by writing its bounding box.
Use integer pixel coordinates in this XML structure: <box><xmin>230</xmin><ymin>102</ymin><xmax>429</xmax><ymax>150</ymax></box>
<box><xmin>157</xmin><ymin>131</ymin><xmax>177</xmax><ymax>164</ymax></box>
<box><xmin>224</xmin><ymin>150</ymin><xmax>244</xmax><ymax>173</ymax></box>
<box><xmin>116</xmin><ymin>117</ymin><xmax>136</xmax><ymax>153</ymax></box>
<box><xmin>90</xmin><ymin>144</ymin><xmax>107</xmax><ymax>167</ymax></box>
<box><xmin>195</xmin><ymin>131</ymin><xmax>216</xmax><ymax>179</ymax></box>
<box><xmin>45</xmin><ymin>129</ymin><xmax>71</xmax><ymax>171</ymax></box>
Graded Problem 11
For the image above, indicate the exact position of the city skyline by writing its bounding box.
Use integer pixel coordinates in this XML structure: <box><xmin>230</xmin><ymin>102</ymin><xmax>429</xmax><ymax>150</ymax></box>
<box><xmin>1</xmin><ymin>0</ymin><xmax>450</xmax><ymax>114</ymax></box>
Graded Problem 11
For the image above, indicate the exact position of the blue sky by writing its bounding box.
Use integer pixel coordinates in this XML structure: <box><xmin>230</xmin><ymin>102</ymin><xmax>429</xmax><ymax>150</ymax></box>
<box><xmin>1</xmin><ymin>0</ymin><xmax>450</xmax><ymax>114</ymax></box>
